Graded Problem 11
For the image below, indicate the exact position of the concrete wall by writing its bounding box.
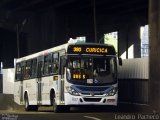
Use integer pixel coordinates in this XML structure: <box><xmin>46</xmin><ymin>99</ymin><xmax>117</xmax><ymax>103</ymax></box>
<box><xmin>118</xmin><ymin>58</ymin><xmax>149</xmax><ymax>104</ymax></box>
<box><xmin>119</xmin><ymin>58</ymin><xmax>149</xmax><ymax>79</ymax></box>
<box><xmin>119</xmin><ymin>79</ymin><xmax>148</xmax><ymax>104</ymax></box>
<box><xmin>2</xmin><ymin>68</ymin><xmax>15</xmax><ymax>94</ymax></box>
<box><xmin>149</xmin><ymin>0</ymin><xmax>160</xmax><ymax>112</ymax></box>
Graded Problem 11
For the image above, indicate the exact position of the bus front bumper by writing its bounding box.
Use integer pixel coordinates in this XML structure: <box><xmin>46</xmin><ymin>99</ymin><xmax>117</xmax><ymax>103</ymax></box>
<box><xmin>64</xmin><ymin>93</ymin><xmax>118</xmax><ymax>106</ymax></box>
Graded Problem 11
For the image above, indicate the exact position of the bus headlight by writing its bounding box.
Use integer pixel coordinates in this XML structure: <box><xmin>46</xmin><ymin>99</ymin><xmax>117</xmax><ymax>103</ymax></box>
<box><xmin>66</xmin><ymin>86</ymin><xmax>80</xmax><ymax>96</ymax></box>
<box><xmin>105</xmin><ymin>87</ymin><xmax>117</xmax><ymax>96</ymax></box>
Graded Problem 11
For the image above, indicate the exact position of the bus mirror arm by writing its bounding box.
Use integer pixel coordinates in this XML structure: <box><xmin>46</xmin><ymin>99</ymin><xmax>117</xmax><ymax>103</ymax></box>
<box><xmin>63</xmin><ymin>57</ymin><xmax>68</xmax><ymax>67</ymax></box>
<box><xmin>63</xmin><ymin>60</ymin><xmax>67</xmax><ymax>67</ymax></box>
<box><xmin>118</xmin><ymin>57</ymin><xmax>122</xmax><ymax>66</ymax></box>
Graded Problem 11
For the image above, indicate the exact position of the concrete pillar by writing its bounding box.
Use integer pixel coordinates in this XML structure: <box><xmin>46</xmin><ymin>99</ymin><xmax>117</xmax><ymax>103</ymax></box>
<box><xmin>149</xmin><ymin>0</ymin><xmax>160</xmax><ymax>112</ymax></box>
<box><xmin>118</xmin><ymin>23</ymin><xmax>141</xmax><ymax>59</ymax></box>
<box><xmin>128</xmin><ymin>23</ymin><xmax>141</xmax><ymax>58</ymax></box>
<box><xmin>118</xmin><ymin>25</ymin><xmax>128</xmax><ymax>58</ymax></box>
<box><xmin>0</xmin><ymin>29</ymin><xmax>17</xmax><ymax>68</ymax></box>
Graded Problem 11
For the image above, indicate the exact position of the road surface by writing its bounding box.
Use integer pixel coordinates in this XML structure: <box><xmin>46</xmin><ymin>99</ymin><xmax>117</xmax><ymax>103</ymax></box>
<box><xmin>0</xmin><ymin>105</ymin><xmax>158</xmax><ymax>120</ymax></box>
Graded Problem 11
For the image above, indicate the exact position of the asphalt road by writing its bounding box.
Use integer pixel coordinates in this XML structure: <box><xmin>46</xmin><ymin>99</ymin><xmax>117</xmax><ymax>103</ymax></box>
<box><xmin>0</xmin><ymin>112</ymin><xmax>116</xmax><ymax>120</ymax></box>
<box><xmin>0</xmin><ymin>105</ymin><xmax>158</xmax><ymax>120</ymax></box>
<box><xmin>0</xmin><ymin>106</ymin><xmax>115</xmax><ymax>120</ymax></box>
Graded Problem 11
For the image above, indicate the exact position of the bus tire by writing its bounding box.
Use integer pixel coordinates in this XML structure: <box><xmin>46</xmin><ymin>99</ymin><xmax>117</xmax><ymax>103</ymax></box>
<box><xmin>53</xmin><ymin>105</ymin><xmax>60</xmax><ymax>113</ymax></box>
<box><xmin>53</xmin><ymin>98</ymin><xmax>60</xmax><ymax>112</ymax></box>
<box><xmin>32</xmin><ymin>105</ymin><xmax>38</xmax><ymax>111</ymax></box>
<box><xmin>51</xmin><ymin>90</ymin><xmax>60</xmax><ymax>112</ymax></box>
<box><xmin>24</xmin><ymin>94</ymin><xmax>38</xmax><ymax>111</ymax></box>
<box><xmin>24</xmin><ymin>94</ymin><xmax>32</xmax><ymax>111</ymax></box>
<box><xmin>65</xmin><ymin>106</ymin><xmax>70</xmax><ymax>112</ymax></box>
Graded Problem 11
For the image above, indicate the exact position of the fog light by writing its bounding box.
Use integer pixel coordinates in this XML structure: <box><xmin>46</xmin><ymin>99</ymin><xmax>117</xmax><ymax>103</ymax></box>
<box><xmin>107</xmin><ymin>99</ymin><xmax>115</xmax><ymax>102</ymax></box>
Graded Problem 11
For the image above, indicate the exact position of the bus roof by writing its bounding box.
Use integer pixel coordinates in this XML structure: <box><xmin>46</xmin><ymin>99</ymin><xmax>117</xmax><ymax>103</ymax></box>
<box><xmin>15</xmin><ymin>43</ymin><xmax>115</xmax><ymax>63</ymax></box>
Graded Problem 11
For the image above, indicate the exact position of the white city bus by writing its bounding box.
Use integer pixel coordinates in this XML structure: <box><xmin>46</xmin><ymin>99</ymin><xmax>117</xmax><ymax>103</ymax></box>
<box><xmin>14</xmin><ymin>42</ymin><xmax>122</xmax><ymax>112</ymax></box>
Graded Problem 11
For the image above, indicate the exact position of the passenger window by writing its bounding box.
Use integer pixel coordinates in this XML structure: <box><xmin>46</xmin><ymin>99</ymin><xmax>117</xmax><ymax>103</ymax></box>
<box><xmin>21</xmin><ymin>62</ymin><xmax>26</xmax><ymax>80</ymax></box>
<box><xmin>52</xmin><ymin>53</ymin><xmax>59</xmax><ymax>74</ymax></box>
<box><xmin>44</xmin><ymin>55</ymin><xmax>49</xmax><ymax>75</ymax></box>
<box><xmin>16</xmin><ymin>63</ymin><xmax>21</xmax><ymax>81</ymax></box>
<box><xmin>31</xmin><ymin>59</ymin><xmax>37</xmax><ymax>78</ymax></box>
<box><xmin>48</xmin><ymin>54</ymin><xmax>52</xmax><ymax>74</ymax></box>
<box><xmin>25</xmin><ymin>60</ymin><xmax>31</xmax><ymax>79</ymax></box>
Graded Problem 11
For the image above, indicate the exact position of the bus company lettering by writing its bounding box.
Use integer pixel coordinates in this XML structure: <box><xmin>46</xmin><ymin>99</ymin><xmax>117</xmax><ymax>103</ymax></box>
<box><xmin>86</xmin><ymin>48</ymin><xmax>107</xmax><ymax>53</ymax></box>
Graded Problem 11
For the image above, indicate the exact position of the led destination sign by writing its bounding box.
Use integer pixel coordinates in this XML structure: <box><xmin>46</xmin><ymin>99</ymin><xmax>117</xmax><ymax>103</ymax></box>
<box><xmin>73</xmin><ymin>47</ymin><xmax>107</xmax><ymax>53</ymax></box>
<box><xmin>86</xmin><ymin>47</ymin><xmax>107</xmax><ymax>53</ymax></box>
<box><xmin>68</xmin><ymin>44</ymin><xmax>115</xmax><ymax>55</ymax></box>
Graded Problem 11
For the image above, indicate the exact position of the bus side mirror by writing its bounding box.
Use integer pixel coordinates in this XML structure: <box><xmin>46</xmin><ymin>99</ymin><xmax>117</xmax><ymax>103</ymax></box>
<box><xmin>118</xmin><ymin>58</ymin><xmax>122</xmax><ymax>66</ymax></box>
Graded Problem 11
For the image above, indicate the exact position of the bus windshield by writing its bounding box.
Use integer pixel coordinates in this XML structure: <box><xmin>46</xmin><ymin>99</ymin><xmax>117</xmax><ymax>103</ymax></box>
<box><xmin>66</xmin><ymin>56</ymin><xmax>117</xmax><ymax>85</ymax></box>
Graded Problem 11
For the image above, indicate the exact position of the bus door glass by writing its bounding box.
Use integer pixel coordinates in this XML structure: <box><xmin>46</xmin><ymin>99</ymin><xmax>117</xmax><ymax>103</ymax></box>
<box><xmin>15</xmin><ymin>62</ymin><xmax>24</xmax><ymax>104</ymax></box>
<box><xmin>20</xmin><ymin>61</ymin><xmax>25</xmax><ymax>104</ymax></box>
<box><xmin>37</xmin><ymin>57</ymin><xmax>43</xmax><ymax>104</ymax></box>
<box><xmin>59</xmin><ymin>51</ymin><xmax>66</xmax><ymax>102</ymax></box>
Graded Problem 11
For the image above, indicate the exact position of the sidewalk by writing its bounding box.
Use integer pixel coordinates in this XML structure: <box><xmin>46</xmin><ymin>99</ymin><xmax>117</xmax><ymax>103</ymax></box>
<box><xmin>0</xmin><ymin>94</ymin><xmax>14</xmax><ymax>110</ymax></box>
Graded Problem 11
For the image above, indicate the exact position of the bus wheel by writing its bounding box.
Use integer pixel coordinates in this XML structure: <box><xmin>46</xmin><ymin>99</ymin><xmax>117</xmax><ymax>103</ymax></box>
<box><xmin>25</xmin><ymin>95</ymin><xmax>38</xmax><ymax>111</ymax></box>
<box><xmin>65</xmin><ymin>106</ymin><xmax>70</xmax><ymax>112</ymax></box>
<box><xmin>32</xmin><ymin>105</ymin><xmax>38</xmax><ymax>111</ymax></box>
<box><xmin>24</xmin><ymin>94</ymin><xmax>32</xmax><ymax>111</ymax></box>
<box><xmin>53</xmin><ymin>98</ymin><xmax>60</xmax><ymax>112</ymax></box>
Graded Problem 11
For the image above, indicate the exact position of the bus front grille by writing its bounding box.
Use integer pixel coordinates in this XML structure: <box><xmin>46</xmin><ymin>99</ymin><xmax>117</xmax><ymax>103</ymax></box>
<box><xmin>83</xmin><ymin>98</ymin><xmax>101</xmax><ymax>102</ymax></box>
<box><xmin>81</xmin><ymin>92</ymin><xmax>104</xmax><ymax>96</ymax></box>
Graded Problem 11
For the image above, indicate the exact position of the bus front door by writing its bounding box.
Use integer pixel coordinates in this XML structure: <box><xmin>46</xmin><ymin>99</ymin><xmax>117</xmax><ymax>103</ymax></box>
<box><xmin>20</xmin><ymin>63</ymin><xmax>25</xmax><ymax>104</ymax></box>
<box><xmin>59</xmin><ymin>56</ymin><xmax>66</xmax><ymax>102</ymax></box>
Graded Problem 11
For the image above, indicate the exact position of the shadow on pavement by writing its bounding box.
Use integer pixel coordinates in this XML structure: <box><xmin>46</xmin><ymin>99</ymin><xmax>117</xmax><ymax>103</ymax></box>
<box><xmin>38</xmin><ymin>103</ymin><xmax>154</xmax><ymax>113</ymax></box>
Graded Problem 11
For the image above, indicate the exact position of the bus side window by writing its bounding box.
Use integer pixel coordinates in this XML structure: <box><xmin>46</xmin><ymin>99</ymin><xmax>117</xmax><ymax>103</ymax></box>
<box><xmin>37</xmin><ymin>61</ymin><xmax>43</xmax><ymax>78</ymax></box>
<box><xmin>25</xmin><ymin>60</ymin><xmax>31</xmax><ymax>79</ymax></box>
<box><xmin>15</xmin><ymin>63</ymin><xmax>21</xmax><ymax>81</ymax></box>
<box><xmin>52</xmin><ymin>53</ymin><xmax>59</xmax><ymax>74</ymax></box>
<box><xmin>21</xmin><ymin>62</ymin><xmax>25</xmax><ymax>80</ymax></box>
<box><xmin>48</xmin><ymin>53</ymin><xmax>52</xmax><ymax>74</ymax></box>
<box><xmin>44</xmin><ymin>55</ymin><xmax>49</xmax><ymax>75</ymax></box>
<box><xmin>31</xmin><ymin>58</ymin><xmax>37</xmax><ymax>78</ymax></box>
